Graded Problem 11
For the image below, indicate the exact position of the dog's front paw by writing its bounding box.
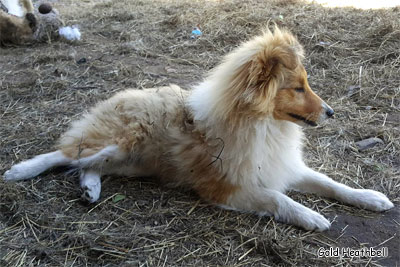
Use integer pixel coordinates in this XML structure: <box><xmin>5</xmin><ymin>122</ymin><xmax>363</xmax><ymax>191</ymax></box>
<box><xmin>278</xmin><ymin>203</ymin><xmax>331</xmax><ymax>232</ymax></box>
<box><xmin>352</xmin><ymin>189</ymin><xmax>394</xmax><ymax>211</ymax></box>
<box><xmin>296</xmin><ymin>209</ymin><xmax>331</xmax><ymax>232</ymax></box>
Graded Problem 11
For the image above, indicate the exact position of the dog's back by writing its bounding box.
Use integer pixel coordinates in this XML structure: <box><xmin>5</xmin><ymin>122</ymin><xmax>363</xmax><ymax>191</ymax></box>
<box><xmin>59</xmin><ymin>85</ymin><xmax>189</xmax><ymax>158</ymax></box>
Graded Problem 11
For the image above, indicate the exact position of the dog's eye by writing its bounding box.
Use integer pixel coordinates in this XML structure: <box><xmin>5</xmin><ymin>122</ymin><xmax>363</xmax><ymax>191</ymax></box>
<box><xmin>294</xmin><ymin>87</ymin><xmax>305</xmax><ymax>93</ymax></box>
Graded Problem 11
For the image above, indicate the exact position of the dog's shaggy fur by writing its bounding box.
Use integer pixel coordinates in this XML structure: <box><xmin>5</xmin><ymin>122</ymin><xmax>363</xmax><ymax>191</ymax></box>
<box><xmin>4</xmin><ymin>28</ymin><xmax>393</xmax><ymax>231</ymax></box>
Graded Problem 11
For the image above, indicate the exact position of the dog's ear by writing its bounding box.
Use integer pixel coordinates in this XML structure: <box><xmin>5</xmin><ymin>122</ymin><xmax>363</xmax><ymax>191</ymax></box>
<box><xmin>234</xmin><ymin>44</ymin><xmax>298</xmax><ymax>115</ymax></box>
<box><xmin>249</xmin><ymin>43</ymin><xmax>301</xmax><ymax>88</ymax></box>
<box><xmin>212</xmin><ymin>28</ymin><xmax>304</xmax><ymax>120</ymax></box>
<box><xmin>239</xmin><ymin>32</ymin><xmax>303</xmax><ymax>114</ymax></box>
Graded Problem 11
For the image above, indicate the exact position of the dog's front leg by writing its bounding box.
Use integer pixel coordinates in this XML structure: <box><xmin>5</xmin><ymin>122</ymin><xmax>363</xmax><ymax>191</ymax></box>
<box><xmin>291</xmin><ymin>168</ymin><xmax>394</xmax><ymax>211</ymax></box>
<box><xmin>226</xmin><ymin>188</ymin><xmax>331</xmax><ymax>231</ymax></box>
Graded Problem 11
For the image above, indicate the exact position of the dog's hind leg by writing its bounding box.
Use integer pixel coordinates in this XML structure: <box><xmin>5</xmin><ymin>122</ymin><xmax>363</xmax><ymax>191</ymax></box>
<box><xmin>71</xmin><ymin>145</ymin><xmax>124</xmax><ymax>169</ymax></box>
<box><xmin>291</xmin><ymin>168</ymin><xmax>394</xmax><ymax>212</ymax></box>
<box><xmin>80</xmin><ymin>170</ymin><xmax>101</xmax><ymax>203</ymax></box>
<box><xmin>71</xmin><ymin>145</ymin><xmax>124</xmax><ymax>203</ymax></box>
<box><xmin>4</xmin><ymin>151</ymin><xmax>72</xmax><ymax>181</ymax></box>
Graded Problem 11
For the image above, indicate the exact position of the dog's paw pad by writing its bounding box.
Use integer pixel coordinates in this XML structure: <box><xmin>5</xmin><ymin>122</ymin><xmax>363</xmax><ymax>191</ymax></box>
<box><xmin>81</xmin><ymin>186</ymin><xmax>99</xmax><ymax>203</ymax></box>
<box><xmin>81</xmin><ymin>186</ymin><xmax>100</xmax><ymax>203</ymax></box>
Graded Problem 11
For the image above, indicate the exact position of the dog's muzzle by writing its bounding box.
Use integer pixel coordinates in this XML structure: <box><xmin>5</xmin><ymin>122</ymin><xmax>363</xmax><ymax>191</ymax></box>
<box><xmin>319</xmin><ymin>102</ymin><xmax>334</xmax><ymax>123</ymax></box>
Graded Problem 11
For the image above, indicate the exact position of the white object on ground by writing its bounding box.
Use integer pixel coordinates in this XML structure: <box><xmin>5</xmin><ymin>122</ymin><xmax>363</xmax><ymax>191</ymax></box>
<box><xmin>59</xmin><ymin>26</ymin><xmax>81</xmax><ymax>41</ymax></box>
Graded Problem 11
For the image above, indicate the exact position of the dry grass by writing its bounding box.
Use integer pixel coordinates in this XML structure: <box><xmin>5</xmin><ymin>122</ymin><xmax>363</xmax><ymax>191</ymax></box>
<box><xmin>1</xmin><ymin>0</ymin><xmax>399</xmax><ymax>266</ymax></box>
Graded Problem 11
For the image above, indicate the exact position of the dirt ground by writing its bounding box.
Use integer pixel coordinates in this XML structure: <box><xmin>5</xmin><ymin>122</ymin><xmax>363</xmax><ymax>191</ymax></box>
<box><xmin>1</xmin><ymin>0</ymin><xmax>399</xmax><ymax>266</ymax></box>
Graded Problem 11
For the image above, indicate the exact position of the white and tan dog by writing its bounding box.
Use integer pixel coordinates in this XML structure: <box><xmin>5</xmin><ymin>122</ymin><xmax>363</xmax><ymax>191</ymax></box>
<box><xmin>4</xmin><ymin>28</ymin><xmax>393</xmax><ymax>231</ymax></box>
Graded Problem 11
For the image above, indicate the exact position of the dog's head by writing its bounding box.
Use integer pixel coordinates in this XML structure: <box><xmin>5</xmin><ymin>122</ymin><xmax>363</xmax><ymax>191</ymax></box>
<box><xmin>221</xmin><ymin>27</ymin><xmax>333</xmax><ymax>126</ymax></box>
<box><xmin>271</xmin><ymin>55</ymin><xmax>334</xmax><ymax>127</ymax></box>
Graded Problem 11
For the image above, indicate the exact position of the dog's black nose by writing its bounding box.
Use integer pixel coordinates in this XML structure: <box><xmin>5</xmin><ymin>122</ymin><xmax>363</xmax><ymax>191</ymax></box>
<box><xmin>326</xmin><ymin>108</ymin><xmax>334</xmax><ymax>118</ymax></box>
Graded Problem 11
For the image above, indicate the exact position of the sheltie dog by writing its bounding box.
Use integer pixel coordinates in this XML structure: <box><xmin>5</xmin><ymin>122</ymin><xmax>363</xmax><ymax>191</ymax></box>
<box><xmin>4</xmin><ymin>27</ymin><xmax>393</xmax><ymax>231</ymax></box>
